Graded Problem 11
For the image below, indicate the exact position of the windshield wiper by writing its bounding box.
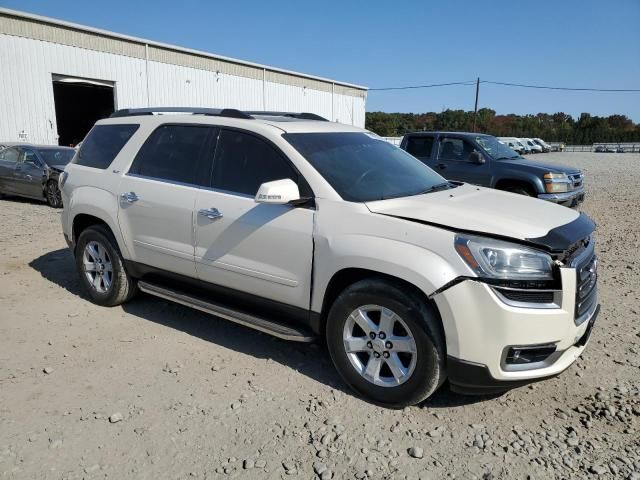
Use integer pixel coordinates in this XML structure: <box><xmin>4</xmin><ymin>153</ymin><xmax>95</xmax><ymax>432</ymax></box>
<box><xmin>410</xmin><ymin>182</ymin><xmax>453</xmax><ymax>196</ymax></box>
<box><xmin>495</xmin><ymin>155</ymin><xmax>520</xmax><ymax>160</ymax></box>
<box><xmin>378</xmin><ymin>182</ymin><xmax>454</xmax><ymax>200</ymax></box>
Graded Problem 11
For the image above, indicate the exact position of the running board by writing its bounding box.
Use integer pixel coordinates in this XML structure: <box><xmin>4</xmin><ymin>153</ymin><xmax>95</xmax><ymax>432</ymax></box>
<box><xmin>138</xmin><ymin>281</ymin><xmax>316</xmax><ymax>342</ymax></box>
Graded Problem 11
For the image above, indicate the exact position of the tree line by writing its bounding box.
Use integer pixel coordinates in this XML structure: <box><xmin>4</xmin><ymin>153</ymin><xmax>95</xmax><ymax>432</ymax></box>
<box><xmin>365</xmin><ymin>109</ymin><xmax>640</xmax><ymax>144</ymax></box>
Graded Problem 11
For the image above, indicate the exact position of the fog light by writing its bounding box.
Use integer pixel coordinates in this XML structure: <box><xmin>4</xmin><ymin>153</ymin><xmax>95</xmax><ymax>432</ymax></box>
<box><xmin>505</xmin><ymin>344</ymin><xmax>556</xmax><ymax>365</ymax></box>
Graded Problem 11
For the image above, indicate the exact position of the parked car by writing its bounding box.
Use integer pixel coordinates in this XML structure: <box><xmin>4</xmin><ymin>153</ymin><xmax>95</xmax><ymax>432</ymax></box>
<box><xmin>532</xmin><ymin>138</ymin><xmax>552</xmax><ymax>153</ymax></box>
<box><xmin>497</xmin><ymin>137</ymin><xmax>524</xmax><ymax>154</ymax></box>
<box><xmin>0</xmin><ymin>144</ymin><xmax>75</xmax><ymax>207</ymax></box>
<box><xmin>520</xmin><ymin>138</ymin><xmax>543</xmax><ymax>153</ymax></box>
<box><xmin>60</xmin><ymin>108</ymin><xmax>599</xmax><ymax>407</ymax></box>
<box><xmin>401</xmin><ymin>131</ymin><xmax>585</xmax><ymax>208</ymax></box>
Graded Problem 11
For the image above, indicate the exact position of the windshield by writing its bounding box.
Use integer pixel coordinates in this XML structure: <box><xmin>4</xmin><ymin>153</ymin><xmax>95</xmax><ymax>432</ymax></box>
<box><xmin>37</xmin><ymin>148</ymin><xmax>75</xmax><ymax>166</ymax></box>
<box><xmin>284</xmin><ymin>132</ymin><xmax>448</xmax><ymax>202</ymax></box>
<box><xmin>475</xmin><ymin>135</ymin><xmax>520</xmax><ymax>160</ymax></box>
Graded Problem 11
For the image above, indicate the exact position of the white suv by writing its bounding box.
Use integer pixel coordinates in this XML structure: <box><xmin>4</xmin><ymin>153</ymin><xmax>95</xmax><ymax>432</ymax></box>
<box><xmin>60</xmin><ymin>108</ymin><xmax>599</xmax><ymax>407</ymax></box>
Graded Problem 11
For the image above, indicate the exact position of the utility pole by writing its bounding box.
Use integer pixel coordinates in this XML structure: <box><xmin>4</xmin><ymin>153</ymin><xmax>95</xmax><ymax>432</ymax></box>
<box><xmin>472</xmin><ymin>77</ymin><xmax>480</xmax><ymax>132</ymax></box>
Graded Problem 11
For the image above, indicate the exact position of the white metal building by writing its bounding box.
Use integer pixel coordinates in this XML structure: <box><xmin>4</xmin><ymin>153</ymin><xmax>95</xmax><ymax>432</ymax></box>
<box><xmin>0</xmin><ymin>8</ymin><xmax>367</xmax><ymax>146</ymax></box>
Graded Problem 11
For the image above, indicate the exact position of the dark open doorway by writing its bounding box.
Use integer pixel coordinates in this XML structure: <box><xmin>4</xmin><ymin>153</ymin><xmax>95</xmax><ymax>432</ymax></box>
<box><xmin>52</xmin><ymin>77</ymin><xmax>115</xmax><ymax>146</ymax></box>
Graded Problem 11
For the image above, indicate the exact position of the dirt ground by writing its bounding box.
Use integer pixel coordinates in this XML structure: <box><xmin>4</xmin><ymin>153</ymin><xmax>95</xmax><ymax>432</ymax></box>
<box><xmin>1</xmin><ymin>152</ymin><xmax>639</xmax><ymax>480</ymax></box>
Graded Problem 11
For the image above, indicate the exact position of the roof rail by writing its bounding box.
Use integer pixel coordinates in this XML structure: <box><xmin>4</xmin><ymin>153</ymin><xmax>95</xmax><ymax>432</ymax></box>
<box><xmin>245</xmin><ymin>111</ymin><xmax>329</xmax><ymax>121</ymax></box>
<box><xmin>109</xmin><ymin>107</ymin><xmax>253</xmax><ymax>119</ymax></box>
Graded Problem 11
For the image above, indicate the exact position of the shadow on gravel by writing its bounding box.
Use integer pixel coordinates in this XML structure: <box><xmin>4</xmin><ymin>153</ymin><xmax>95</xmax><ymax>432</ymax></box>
<box><xmin>30</xmin><ymin>248</ymin><xmax>493</xmax><ymax>409</ymax></box>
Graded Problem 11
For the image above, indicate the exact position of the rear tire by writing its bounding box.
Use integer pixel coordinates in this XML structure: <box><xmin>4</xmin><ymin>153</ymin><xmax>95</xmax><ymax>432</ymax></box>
<box><xmin>326</xmin><ymin>279</ymin><xmax>446</xmax><ymax>408</ymax></box>
<box><xmin>45</xmin><ymin>180</ymin><xmax>63</xmax><ymax>208</ymax></box>
<box><xmin>75</xmin><ymin>225</ymin><xmax>137</xmax><ymax>306</ymax></box>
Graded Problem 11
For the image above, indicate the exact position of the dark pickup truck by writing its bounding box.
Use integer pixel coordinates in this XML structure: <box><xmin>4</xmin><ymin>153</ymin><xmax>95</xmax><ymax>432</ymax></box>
<box><xmin>400</xmin><ymin>131</ymin><xmax>585</xmax><ymax>208</ymax></box>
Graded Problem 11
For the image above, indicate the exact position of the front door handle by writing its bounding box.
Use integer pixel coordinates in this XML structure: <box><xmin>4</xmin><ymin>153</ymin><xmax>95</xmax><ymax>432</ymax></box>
<box><xmin>198</xmin><ymin>208</ymin><xmax>223</xmax><ymax>221</ymax></box>
<box><xmin>121</xmin><ymin>192</ymin><xmax>139</xmax><ymax>203</ymax></box>
<box><xmin>437</xmin><ymin>163</ymin><xmax>447</xmax><ymax>169</ymax></box>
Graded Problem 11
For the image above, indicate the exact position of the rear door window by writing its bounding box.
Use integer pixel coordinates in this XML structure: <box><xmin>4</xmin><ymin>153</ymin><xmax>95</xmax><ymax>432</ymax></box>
<box><xmin>0</xmin><ymin>147</ymin><xmax>20</xmax><ymax>164</ymax></box>
<box><xmin>212</xmin><ymin>129</ymin><xmax>299</xmax><ymax>196</ymax></box>
<box><xmin>75</xmin><ymin>124</ymin><xmax>139</xmax><ymax>169</ymax></box>
<box><xmin>129</xmin><ymin>124</ymin><xmax>216</xmax><ymax>186</ymax></box>
<box><xmin>405</xmin><ymin>136</ymin><xmax>434</xmax><ymax>159</ymax></box>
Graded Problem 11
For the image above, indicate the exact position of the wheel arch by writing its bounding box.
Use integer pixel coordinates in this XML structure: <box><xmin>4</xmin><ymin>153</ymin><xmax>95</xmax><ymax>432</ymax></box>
<box><xmin>315</xmin><ymin>267</ymin><xmax>446</xmax><ymax>352</ymax></box>
<box><xmin>494</xmin><ymin>177</ymin><xmax>539</xmax><ymax>195</ymax></box>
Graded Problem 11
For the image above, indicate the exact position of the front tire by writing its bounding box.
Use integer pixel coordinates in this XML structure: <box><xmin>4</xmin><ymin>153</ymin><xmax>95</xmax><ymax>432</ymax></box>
<box><xmin>326</xmin><ymin>279</ymin><xmax>446</xmax><ymax>408</ymax></box>
<box><xmin>45</xmin><ymin>180</ymin><xmax>63</xmax><ymax>208</ymax></box>
<box><xmin>504</xmin><ymin>186</ymin><xmax>533</xmax><ymax>196</ymax></box>
<box><xmin>75</xmin><ymin>225</ymin><xmax>137</xmax><ymax>306</ymax></box>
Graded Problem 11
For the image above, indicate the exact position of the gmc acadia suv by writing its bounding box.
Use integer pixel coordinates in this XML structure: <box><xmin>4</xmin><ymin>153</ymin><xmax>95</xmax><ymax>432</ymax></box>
<box><xmin>60</xmin><ymin>108</ymin><xmax>599</xmax><ymax>407</ymax></box>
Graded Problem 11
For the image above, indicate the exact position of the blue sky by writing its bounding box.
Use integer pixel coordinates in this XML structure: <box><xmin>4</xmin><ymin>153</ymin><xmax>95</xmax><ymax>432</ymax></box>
<box><xmin>2</xmin><ymin>0</ymin><xmax>639</xmax><ymax>120</ymax></box>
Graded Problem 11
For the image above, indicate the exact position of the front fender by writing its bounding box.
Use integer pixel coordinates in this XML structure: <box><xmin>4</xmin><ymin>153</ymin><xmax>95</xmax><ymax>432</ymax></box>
<box><xmin>311</xmin><ymin>233</ymin><xmax>463</xmax><ymax>313</ymax></box>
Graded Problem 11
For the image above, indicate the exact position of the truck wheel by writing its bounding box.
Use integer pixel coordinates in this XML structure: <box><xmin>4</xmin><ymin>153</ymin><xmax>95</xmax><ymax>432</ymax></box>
<box><xmin>75</xmin><ymin>225</ymin><xmax>137</xmax><ymax>306</ymax></box>
<box><xmin>326</xmin><ymin>279</ymin><xmax>446</xmax><ymax>408</ymax></box>
<box><xmin>505</xmin><ymin>186</ymin><xmax>533</xmax><ymax>196</ymax></box>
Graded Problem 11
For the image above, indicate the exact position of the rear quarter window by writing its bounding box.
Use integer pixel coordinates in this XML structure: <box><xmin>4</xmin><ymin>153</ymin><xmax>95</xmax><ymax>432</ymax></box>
<box><xmin>74</xmin><ymin>124</ymin><xmax>139</xmax><ymax>169</ymax></box>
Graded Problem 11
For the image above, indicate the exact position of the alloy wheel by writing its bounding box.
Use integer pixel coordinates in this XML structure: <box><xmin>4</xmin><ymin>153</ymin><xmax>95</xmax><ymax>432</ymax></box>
<box><xmin>342</xmin><ymin>304</ymin><xmax>417</xmax><ymax>387</ymax></box>
<box><xmin>47</xmin><ymin>182</ymin><xmax>62</xmax><ymax>207</ymax></box>
<box><xmin>82</xmin><ymin>241</ymin><xmax>113</xmax><ymax>293</ymax></box>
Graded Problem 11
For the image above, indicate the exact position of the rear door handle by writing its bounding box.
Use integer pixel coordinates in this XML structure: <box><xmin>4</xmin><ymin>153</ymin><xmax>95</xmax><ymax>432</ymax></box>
<box><xmin>198</xmin><ymin>208</ymin><xmax>223</xmax><ymax>221</ymax></box>
<box><xmin>120</xmin><ymin>192</ymin><xmax>139</xmax><ymax>203</ymax></box>
<box><xmin>437</xmin><ymin>163</ymin><xmax>447</xmax><ymax>169</ymax></box>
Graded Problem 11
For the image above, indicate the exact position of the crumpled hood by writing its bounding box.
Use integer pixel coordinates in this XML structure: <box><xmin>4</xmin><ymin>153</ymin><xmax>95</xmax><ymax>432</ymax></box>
<box><xmin>366</xmin><ymin>183</ymin><xmax>580</xmax><ymax>244</ymax></box>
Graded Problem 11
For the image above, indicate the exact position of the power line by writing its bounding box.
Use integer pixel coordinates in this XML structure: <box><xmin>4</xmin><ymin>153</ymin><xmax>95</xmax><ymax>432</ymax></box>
<box><xmin>369</xmin><ymin>80</ymin><xmax>475</xmax><ymax>91</ymax></box>
<box><xmin>369</xmin><ymin>79</ymin><xmax>640</xmax><ymax>93</ymax></box>
<box><xmin>481</xmin><ymin>80</ymin><xmax>640</xmax><ymax>92</ymax></box>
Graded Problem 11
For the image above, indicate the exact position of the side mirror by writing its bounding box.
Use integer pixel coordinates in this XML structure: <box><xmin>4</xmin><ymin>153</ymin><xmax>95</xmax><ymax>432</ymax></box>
<box><xmin>255</xmin><ymin>178</ymin><xmax>301</xmax><ymax>205</ymax></box>
<box><xmin>469</xmin><ymin>151</ymin><xmax>485</xmax><ymax>164</ymax></box>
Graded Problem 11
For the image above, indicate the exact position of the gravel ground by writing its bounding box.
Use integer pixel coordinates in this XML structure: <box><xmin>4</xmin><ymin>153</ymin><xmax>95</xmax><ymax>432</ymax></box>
<box><xmin>1</xmin><ymin>152</ymin><xmax>639</xmax><ymax>480</ymax></box>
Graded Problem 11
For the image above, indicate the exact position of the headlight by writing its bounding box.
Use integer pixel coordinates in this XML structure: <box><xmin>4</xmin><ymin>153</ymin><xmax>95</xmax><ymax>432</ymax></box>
<box><xmin>543</xmin><ymin>172</ymin><xmax>570</xmax><ymax>193</ymax></box>
<box><xmin>455</xmin><ymin>235</ymin><xmax>554</xmax><ymax>280</ymax></box>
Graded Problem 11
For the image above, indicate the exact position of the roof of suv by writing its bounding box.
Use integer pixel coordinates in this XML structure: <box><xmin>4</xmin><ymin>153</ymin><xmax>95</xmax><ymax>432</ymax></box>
<box><xmin>101</xmin><ymin>108</ymin><xmax>365</xmax><ymax>134</ymax></box>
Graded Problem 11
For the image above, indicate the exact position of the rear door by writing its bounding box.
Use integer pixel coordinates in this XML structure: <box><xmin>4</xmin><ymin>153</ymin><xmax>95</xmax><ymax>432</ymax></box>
<box><xmin>117</xmin><ymin>124</ymin><xmax>217</xmax><ymax>278</ymax></box>
<box><xmin>0</xmin><ymin>147</ymin><xmax>20</xmax><ymax>194</ymax></box>
<box><xmin>404</xmin><ymin>135</ymin><xmax>436</xmax><ymax>169</ymax></box>
<box><xmin>194</xmin><ymin>128</ymin><xmax>314</xmax><ymax>309</ymax></box>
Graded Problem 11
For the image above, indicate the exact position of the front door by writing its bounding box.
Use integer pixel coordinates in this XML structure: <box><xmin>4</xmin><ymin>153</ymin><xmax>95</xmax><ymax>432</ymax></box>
<box><xmin>194</xmin><ymin>128</ymin><xmax>314</xmax><ymax>309</ymax></box>
<box><xmin>435</xmin><ymin>136</ymin><xmax>491</xmax><ymax>186</ymax></box>
<box><xmin>15</xmin><ymin>148</ymin><xmax>47</xmax><ymax>198</ymax></box>
<box><xmin>117</xmin><ymin>124</ymin><xmax>217</xmax><ymax>278</ymax></box>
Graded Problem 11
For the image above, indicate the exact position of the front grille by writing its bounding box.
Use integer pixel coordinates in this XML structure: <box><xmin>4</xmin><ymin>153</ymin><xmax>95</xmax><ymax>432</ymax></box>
<box><xmin>568</xmin><ymin>173</ymin><xmax>583</xmax><ymax>189</ymax></box>
<box><xmin>570</xmin><ymin>241</ymin><xmax>598</xmax><ymax>324</ymax></box>
<box><xmin>496</xmin><ymin>289</ymin><xmax>555</xmax><ymax>304</ymax></box>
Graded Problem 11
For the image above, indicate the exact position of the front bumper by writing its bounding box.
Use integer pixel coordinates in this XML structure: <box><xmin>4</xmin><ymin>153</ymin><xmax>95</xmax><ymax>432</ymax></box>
<box><xmin>433</xmin><ymin>265</ymin><xmax>598</xmax><ymax>393</ymax></box>
<box><xmin>538</xmin><ymin>186</ymin><xmax>585</xmax><ymax>208</ymax></box>
<box><xmin>447</xmin><ymin>304</ymin><xmax>599</xmax><ymax>394</ymax></box>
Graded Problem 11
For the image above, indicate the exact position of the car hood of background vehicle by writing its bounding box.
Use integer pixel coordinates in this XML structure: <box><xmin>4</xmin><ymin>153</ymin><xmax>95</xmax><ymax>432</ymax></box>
<box><xmin>365</xmin><ymin>183</ymin><xmax>582</xmax><ymax>248</ymax></box>
<box><xmin>498</xmin><ymin>157</ymin><xmax>580</xmax><ymax>174</ymax></box>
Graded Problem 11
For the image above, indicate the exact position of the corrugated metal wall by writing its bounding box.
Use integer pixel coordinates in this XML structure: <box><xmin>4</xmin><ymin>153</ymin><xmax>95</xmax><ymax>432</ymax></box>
<box><xmin>0</xmin><ymin>14</ymin><xmax>367</xmax><ymax>144</ymax></box>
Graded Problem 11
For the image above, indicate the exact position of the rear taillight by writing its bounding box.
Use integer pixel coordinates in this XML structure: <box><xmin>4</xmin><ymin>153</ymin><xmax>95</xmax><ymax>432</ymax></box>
<box><xmin>58</xmin><ymin>171</ymin><xmax>68</xmax><ymax>189</ymax></box>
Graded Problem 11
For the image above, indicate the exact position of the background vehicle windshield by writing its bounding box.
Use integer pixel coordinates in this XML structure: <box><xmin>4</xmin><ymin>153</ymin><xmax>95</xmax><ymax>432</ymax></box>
<box><xmin>37</xmin><ymin>148</ymin><xmax>75</xmax><ymax>166</ymax></box>
<box><xmin>284</xmin><ymin>132</ymin><xmax>447</xmax><ymax>202</ymax></box>
<box><xmin>475</xmin><ymin>136</ymin><xmax>519</xmax><ymax>159</ymax></box>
